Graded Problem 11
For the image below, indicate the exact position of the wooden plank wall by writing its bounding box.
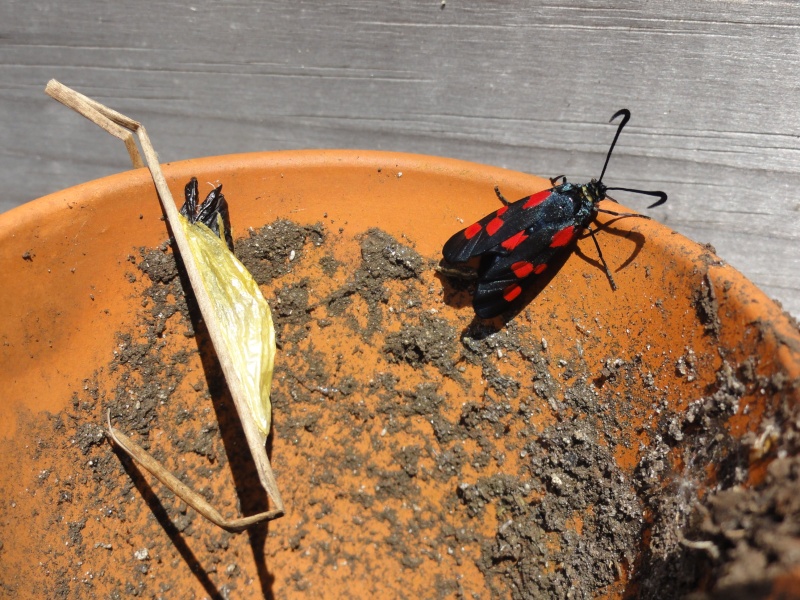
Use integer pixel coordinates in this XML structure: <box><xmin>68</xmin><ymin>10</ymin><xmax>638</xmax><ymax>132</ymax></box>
<box><xmin>2</xmin><ymin>0</ymin><xmax>798</xmax><ymax>316</ymax></box>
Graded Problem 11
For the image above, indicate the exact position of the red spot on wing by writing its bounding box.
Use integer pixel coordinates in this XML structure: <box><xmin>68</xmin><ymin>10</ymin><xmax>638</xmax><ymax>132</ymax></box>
<box><xmin>486</xmin><ymin>217</ymin><xmax>504</xmax><ymax>236</ymax></box>
<box><xmin>503</xmin><ymin>284</ymin><xmax>522</xmax><ymax>302</ymax></box>
<box><xmin>523</xmin><ymin>190</ymin><xmax>550</xmax><ymax>209</ymax></box>
<box><xmin>464</xmin><ymin>222</ymin><xmax>482</xmax><ymax>239</ymax></box>
<box><xmin>501</xmin><ymin>230</ymin><xmax>528</xmax><ymax>251</ymax></box>
<box><xmin>550</xmin><ymin>225</ymin><xmax>575</xmax><ymax>248</ymax></box>
<box><xmin>534</xmin><ymin>264</ymin><xmax>547</xmax><ymax>274</ymax></box>
<box><xmin>496</xmin><ymin>205</ymin><xmax>508</xmax><ymax>216</ymax></box>
<box><xmin>511</xmin><ymin>261</ymin><xmax>534</xmax><ymax>278</ymax></box>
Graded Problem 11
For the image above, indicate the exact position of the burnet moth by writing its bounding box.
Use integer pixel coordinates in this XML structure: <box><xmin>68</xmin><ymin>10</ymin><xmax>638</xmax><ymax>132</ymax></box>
<box><xmin>442</xmin><ymin>109</ymin><xmax>667</xmax><ymax>319</ymax></box>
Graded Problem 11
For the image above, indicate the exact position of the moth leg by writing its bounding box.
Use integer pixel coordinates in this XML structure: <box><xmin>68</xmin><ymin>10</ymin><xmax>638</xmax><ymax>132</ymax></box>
<box><xmin>494</xmin><ymin>186</ymin><xmax>511</xmax><ymax>206</ymax></box>
<box><xmin>549</xmin><ymin>174</ymin><xmax>566</xmax><ymax>186</ymax></box>
<box><xmin>587</xmin><ymin>226</ymin><xmax>618</xmax><ymax>291</ymax></box>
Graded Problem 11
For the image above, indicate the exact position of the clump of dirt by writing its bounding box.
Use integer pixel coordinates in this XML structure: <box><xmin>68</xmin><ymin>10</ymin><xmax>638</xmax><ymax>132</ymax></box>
<box><xmin>3</xmin><ymin>217</ymin><xmax>799</xmax><ymax>599</ymax></box>
<box><xmin>693</xmin><ymin>273</ymin><xmax>721</xmax><ymax>336</ymax></box>
<box><xmin>235</xmin><ymin>219</ymin><xmax>325</xmax><ymax>285</ymax></box>
<box><xmin>317</xmin><ymin>228</ymin><xmax>427</xmax><ymax>338</ymax></box>
<box><xmin>383</xmin><ymin>314</ymin><xmax>461</xmax><ymax>379</ymax></box>
<box><xmin>467</xmin><ymin>416</ymin><xmax>644</xmax><ymax>598</ymax></box>
<box><xmin>630</xmin><ymin>359</ymin><xmax>800</xmax><ymax>599</ymax></box>
<box><xmin>696</xmin><ymin>453</ymin><xmax>800</xmax><ymax>596</ymax></box>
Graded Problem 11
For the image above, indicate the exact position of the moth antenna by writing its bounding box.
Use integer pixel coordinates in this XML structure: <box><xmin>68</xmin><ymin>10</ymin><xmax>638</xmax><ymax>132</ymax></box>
<box><xmin>600</xmin><ymin>110</ymin><xmax>668</xmax><ymax>208</ymax></box>
<box><xmin>598</xmin><ymin>109</ymin><xmax>631</xmax><ymax>184</ymax></box>
<box><xmin>606</xmin><ymin>187</ymin><xmax>667</xmax><ymax>208</ymax></box>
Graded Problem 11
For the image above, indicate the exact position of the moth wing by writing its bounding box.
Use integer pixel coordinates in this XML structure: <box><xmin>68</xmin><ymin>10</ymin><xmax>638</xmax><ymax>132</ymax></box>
<box><xmin>472</xmin><ymin>221</ymin><xmax>577</xmax><ymax>318</ymax></box>
<box><xmin>442</xmin><ymin>190</ymin><xmax>553</xmax><ymax>263</ymax></box>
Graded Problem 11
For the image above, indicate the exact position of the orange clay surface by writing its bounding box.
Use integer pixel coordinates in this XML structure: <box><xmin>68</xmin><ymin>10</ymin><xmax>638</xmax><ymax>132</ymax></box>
<box><xmin>0</xmin><ymin>151</ymin><xmax>798</xmax><ymax>598</ymax></box>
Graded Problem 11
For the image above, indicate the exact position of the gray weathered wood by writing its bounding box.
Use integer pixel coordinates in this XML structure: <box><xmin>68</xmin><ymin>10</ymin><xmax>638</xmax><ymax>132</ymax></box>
<box><xmin>1</xmin><ymin>0</ymin><xmax>798</xmax><ymax>316</ymax></box>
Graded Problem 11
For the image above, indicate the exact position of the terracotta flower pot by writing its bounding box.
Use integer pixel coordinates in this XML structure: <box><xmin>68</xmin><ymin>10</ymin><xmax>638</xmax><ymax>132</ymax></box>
<box><xmin>1</xmin><ymin>151</ymin><xmax>798</xmax><ymax>598</ymax></box>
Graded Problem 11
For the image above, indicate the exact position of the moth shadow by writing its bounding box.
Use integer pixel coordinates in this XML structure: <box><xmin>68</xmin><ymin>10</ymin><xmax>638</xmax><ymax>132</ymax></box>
<box><xmin>579</xmin><ymin>217</ymin><xmax>649</xmax><ymax>275</ymax></box>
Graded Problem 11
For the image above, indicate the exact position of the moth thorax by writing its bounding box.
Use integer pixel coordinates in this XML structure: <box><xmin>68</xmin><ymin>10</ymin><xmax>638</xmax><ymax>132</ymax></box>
<box><xmin>583</xmin><ymin>179</ymin><xmax>607</xmax><ymax>205</ymax></box>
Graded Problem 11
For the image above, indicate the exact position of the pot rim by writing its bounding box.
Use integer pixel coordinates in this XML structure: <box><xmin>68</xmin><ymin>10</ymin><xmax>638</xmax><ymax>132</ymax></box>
<box><xmin>3</xmin><ymin>148</ymin><xmax>798</xmax><ymax>381</ymax></box>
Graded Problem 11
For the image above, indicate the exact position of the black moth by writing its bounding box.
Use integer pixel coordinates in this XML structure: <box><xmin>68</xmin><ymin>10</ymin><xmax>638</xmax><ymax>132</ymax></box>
<box><xmin>442</xmin><ymin>109</ymin><xmax>667</xmax><ymax>319</ymax></box>
<box><xmin>180</xmin><ymin>177</ymin><xmax>234</xmax><ymax>251</ymax></box>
